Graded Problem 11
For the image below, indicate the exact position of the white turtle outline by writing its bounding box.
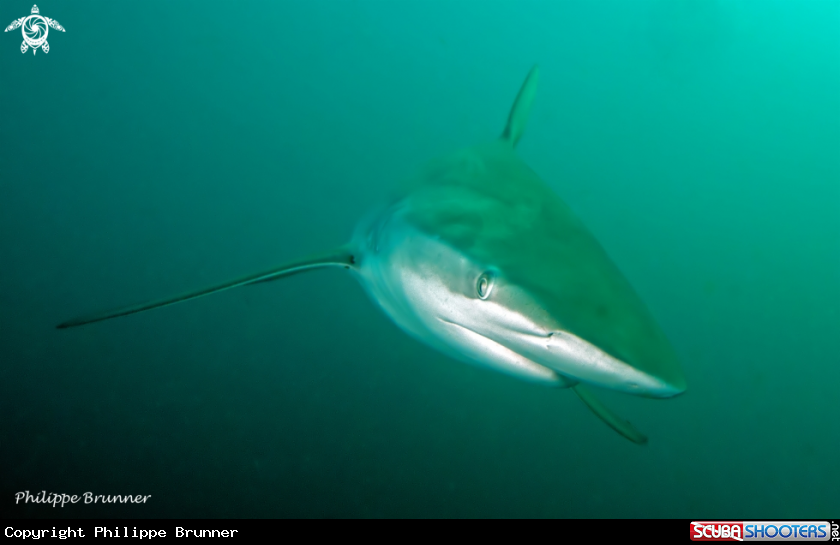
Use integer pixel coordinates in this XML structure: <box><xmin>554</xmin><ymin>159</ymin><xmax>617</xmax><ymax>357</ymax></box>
<box><xmin>4</xmin><ymin>4</ymin><xmax>64</xmax><ymax>55</ymax></box>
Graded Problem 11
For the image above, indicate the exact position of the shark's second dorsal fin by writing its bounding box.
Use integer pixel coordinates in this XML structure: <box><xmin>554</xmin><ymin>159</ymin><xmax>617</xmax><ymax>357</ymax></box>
<box><xmin>500</xmin><ymin>65</ymin><xmax>540</xmax><ymax>148</ymax></box>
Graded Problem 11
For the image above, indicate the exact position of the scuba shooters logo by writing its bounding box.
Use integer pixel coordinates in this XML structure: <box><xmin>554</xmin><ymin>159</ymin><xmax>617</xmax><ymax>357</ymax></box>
<box><xmin>690</xmin><ymin>521</ymin><xmax>836</xmax><ymax>541</ymax></box>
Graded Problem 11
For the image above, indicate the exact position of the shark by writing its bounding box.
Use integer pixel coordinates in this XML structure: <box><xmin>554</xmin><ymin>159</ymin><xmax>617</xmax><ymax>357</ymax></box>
<box><xmin>58</xmin><ymin>66</ymin><xmax>686</xmax><ymax>444</ymax></box>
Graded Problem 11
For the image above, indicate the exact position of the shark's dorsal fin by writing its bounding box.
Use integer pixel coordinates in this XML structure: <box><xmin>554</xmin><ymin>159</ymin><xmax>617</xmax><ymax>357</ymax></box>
<box><xmin>572</xmin><ymin>385</ymin><xmax>648</xmax><ymax>444</ymax></box>
<box><xmin>56</xmin><ymin>247</ymin><xmax>355</xmax><ymax>329</ymax></box>
<box><xmin>500</xmin><ymin>65</ymin><xmax>540</xmax><ymax>148</ymax></box>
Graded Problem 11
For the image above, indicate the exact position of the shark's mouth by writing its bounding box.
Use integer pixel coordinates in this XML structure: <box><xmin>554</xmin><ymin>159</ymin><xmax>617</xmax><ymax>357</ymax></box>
<box><xmin>437</xmin><ymin>318</ymin><xmax>681</xmax><ymax>398</ymax></box>
<box><xmin>435</xmin><ymin>318</ymin><xmax>566</xmax><ymax>385</ymax></box>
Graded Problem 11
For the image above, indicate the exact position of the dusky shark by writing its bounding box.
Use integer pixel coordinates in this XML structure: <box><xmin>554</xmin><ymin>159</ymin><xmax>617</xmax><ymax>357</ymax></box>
<box><xmin>58</xmin><ymin>66</ymin><xmax>686</xmax><ymax>444</ymax></box>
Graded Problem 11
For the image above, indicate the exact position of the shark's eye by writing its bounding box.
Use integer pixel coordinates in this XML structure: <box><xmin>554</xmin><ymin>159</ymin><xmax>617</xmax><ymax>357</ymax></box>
<box><xmin>476</xmin><ymin>271</ymin><xmax>495</xmax><ymax>300</ymax></box>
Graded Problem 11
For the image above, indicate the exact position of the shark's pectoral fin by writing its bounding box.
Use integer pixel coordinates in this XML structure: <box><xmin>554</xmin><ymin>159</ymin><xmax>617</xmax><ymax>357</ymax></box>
<box><xmin>56</xmin><ymin>247</ymin><xmax>355</xmax><ymax>329</ymax></box>
<box><xmin>572</xmin><ymin>385</ymin><xmax>648</xmax><ymax>445</ymax></box>
<box><xmin>249</xmin><ymin>249</ymin><xmax>354</xmax><ymax>285</ymax></box>
<box><xmin>500</xmin><ymin>65</ymin><xmax>540</xmax><ymax>148</ymax></box>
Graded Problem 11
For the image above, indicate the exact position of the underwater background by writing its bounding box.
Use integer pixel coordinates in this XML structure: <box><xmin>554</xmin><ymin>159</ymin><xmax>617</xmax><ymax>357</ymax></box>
<box><xmin>1</xmin><ymin>0</ymin><xmax>838</xmax><ymax>518</ymax></box>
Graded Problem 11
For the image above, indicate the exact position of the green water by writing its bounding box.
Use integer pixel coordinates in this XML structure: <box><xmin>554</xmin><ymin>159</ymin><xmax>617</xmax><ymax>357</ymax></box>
<box><xmin>1</xmin><ymin>0</ymin><xmax>838</xmax><ymax>518</ymax></box>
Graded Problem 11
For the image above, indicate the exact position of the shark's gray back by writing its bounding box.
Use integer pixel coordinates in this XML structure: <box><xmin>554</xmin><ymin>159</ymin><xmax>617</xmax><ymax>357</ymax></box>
<box><xmin>397</xmin><ymin>140</ymin><xmax>683</xmax><ymax>391</ymax></box>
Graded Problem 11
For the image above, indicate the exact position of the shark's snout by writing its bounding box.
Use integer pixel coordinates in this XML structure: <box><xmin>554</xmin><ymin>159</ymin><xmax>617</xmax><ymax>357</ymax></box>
<box><xmin>439</xmin><ymin>296</ymin><xmax>685</xmax><ymax>398</ymax></box>
<box><xmin>463</xmin><ymin>316</ymin><xmax>685</xmax><ymax>398</ymax></box>
<box><xmin>541</xmin><ymin>329</ymin><xmax>686</xmax><ymax>398</ymax></box>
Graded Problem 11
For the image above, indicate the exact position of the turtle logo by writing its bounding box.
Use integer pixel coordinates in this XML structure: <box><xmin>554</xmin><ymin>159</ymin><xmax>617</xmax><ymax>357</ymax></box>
<box><xmin>5</xmin><ymin>5</ymin><xmax>64</xmax><ymax>55</ymax></box>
